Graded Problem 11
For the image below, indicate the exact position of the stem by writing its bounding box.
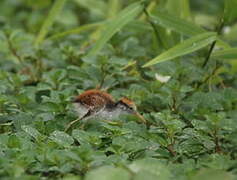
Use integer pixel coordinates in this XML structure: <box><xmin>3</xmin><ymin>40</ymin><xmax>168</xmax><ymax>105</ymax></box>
<box><xmin>6</xmin><ymin>34</ymin><xmax>23</xmax><ymax>64</ymax></box>
<box><xmin>167</xmin><ymin>144</ymin><xmax>176</xmax><ymax>156</ymax></box>
<box><xmin>213</xmin><ymin>129</ymin><xmax>222</xmax><ymax>153</ymax></box>
<box><xmin>143</xmin><ymin>7</ymin><xmax>165</xmax><ymax>49</ymax></box>
<box><xmin>202</xmin><ymin>41</ymin><xmax>217</xmax><ymax>68</ymax></box>
<box><xmin>202</xmin><ymin>18</ymin><xmax>225</xmax><ymax>68</ymax></box>
<box><xmin>97</xmin><ymin>65</ymin><xmax>106</xmax><ymax>89</ymax></box>
<box><xmin>197</xmin><ymin>62</ymin><xmax>221</xmax><ymax>89</ymax></box>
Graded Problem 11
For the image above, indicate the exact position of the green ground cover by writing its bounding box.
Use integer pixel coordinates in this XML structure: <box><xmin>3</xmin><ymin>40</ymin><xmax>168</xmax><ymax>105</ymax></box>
<box><xmin>0</xmin><ymin>0</ymin><xmax>237</xmax><ymax>179</ymax></box>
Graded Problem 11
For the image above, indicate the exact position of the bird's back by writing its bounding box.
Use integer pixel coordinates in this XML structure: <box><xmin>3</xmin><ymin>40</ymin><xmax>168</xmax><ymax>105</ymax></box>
<box><xmin>75</xmin><ymin>89</ymin><xmax>114</xmax><ymax>110</ymax></box>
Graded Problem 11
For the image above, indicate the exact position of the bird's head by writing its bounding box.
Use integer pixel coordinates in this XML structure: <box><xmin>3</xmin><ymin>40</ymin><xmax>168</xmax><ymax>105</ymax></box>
<box><xmin>112</xmin><ymin>97</ymin><xmax>146</xmax><ymax>123</ymax></box>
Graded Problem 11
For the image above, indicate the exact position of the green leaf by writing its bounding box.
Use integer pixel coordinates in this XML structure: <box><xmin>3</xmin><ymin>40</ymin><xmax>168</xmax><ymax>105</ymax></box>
<box><xmin>63</xmin><ymin>174</ymin><xmax>82</xmax><ymax>180</ymax></box>
<box><xmin>21</xmin><ymin>125</ymin><xmax>42</xmax><ymax>140</ymax></box>
<box><xmin>48</xmin><ymin>21</ymin><xmax>107</xmax><ymax>40</ymax></box>
<box><xmin>49</xmin><ymin>130</ymin><xmax>74</xmax><ymax>147</ymax></box>
<box><xmin>151</xmin><ymin>11</ymin><xmax>229</xmax><ymax>48</ymax></box>
<box><xmin>74</xmin><ymin>0</ymin><xmax>107</xmax><ymax>18</ymax></box>
<box><xmin>73</xmin><ymin>129</ymin><xmax>103</xmax><ymax>147</ymax></box>
<box><xmin>85</xmin><ymin>166</ymin><xmax>131</xmax><ymax>180</ymax></box>
<box><xmin>166</xmin><ymin>0</ymin><xmax>191</xmax><ymax>20</ymax></box>
<box><xmin>7</xmin><ymin>135</ymin><xmax>21</xmax><ymax>149</ymax></box>
<box><xmin>151</xmin><ymin>11</ymin><xmax>205</xmax><ymax>37</ymax></box>
<box><xmin>133</xmin><ymin>171</ymin><xmax>160</xmax><ymax>180</ymax></box>
<box><xmin>212</xmin><ymin>48</ymin><xmax>237</xmax><ymax>60</ymax></box>
<box><xmin>143</xmin><ymin>32</ymin><xmax>217</xmax><ymax>67</ymax></box>
<box><xmin>72</xmin><ymin>129</ymin><xmax>91</xmax><ymax>146</ymax></box>
<box><xmin>129</xmin><ymin>158</ymin><xmax>171</xmax><ymax>179</ymax></box>
<box><xmin>9</xmin><ymin>113</ymin><xmax>33</xmax><ymax>131</ymax></box>
<box><xmin>35</xmin><ymin>0</ymin><xmax>67</xmax><ymax>46</ymax></box>
<box><xmin>191</xmin><ymin>169</ymin><xmax>235</xmax><ymax>180</ymax></box>
<box><xmin>107</xmin><ymin>0</ymin><xmax>121</xmax><ymax>19</ymax></box>
<box><xmin>224</xmin><ymin>0</ymin><xmax>237</xmax><ymax>24</ymax></box>
<box><xmin>86</xmin><ymin>2</ymin><xmax>143</xmax><ymax>57</ymax></box>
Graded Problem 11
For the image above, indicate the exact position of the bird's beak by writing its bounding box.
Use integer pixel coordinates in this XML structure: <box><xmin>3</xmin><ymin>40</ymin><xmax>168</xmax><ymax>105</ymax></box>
<box><xmin>134</xmin><ymin>111</ymin><xmax>146</xmax><ymax>124</ymax></box>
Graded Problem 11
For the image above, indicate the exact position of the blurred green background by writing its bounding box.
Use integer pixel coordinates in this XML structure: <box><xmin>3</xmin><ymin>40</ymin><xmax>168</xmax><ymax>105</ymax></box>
<box><xmin>0</xmin><ymin>0</ymin><xmax>226</xmax><ymax>33</ymax></box>
<box><xmin>0</xmin><ymin>0</ymin><xmax>237</xmax><ymax>180</ymax></box>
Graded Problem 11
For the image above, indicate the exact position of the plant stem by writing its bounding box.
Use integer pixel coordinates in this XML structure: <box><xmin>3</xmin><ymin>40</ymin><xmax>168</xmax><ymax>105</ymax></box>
<box><xmin>6</xmin><ymin>34</ymin><xmax>23</xmax><ymax>64</ymax></box>
<box><xmin>197</xmin><ymin>61</ymin><xmax>221</xmax><ymax>89</ymax></box>
<box><xmin>202</xmin><ymin>18</ymin><xmax>225</xmax><ymax>68</ymax></box>
<box><xmin>213</xmin><ymin>130</ymin><xmax>222</xmax><ymax>153</ymax></box>
<box><xmin>143</xmin><ymin>7</ymin><xmax>165</xmax><ymax>49</ymax></box>
<box><xmin>167</xmin><ymin>144</ymin><xmax>176</xmax><ymax>156</ymax></box>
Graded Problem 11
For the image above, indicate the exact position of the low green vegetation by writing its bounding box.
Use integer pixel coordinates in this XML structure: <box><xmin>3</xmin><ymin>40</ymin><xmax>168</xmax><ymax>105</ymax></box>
<box><xmin>0</xmin><ymin>0</ymin><xmax>237</xmax><ymax>179</ymax></box>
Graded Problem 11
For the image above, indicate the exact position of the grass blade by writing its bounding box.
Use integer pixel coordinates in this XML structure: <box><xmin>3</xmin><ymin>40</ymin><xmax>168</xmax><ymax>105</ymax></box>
<box><xmin>48</xmin><ymin>21</ymin><xmax>107</xmax><ymax>40</ymax></box>
<box><xmin>107</xmin><ymin>0</ymin><xmax>121</xmax><ymax>18</ymax></box>
<box><xmin>75</xmin><ymin>0</ymin><xmax>107</xmax><ymax>18</ymax></box>
<box><xmin>166</xmin><ymin>0</ymin><xmax>191</xmax><ymax>20</ymax></box>
<box><xmin>151</xmin><ymin>11</ymin><xmax>229</xmax><ymax>49</ymax></box>
<box><xmin>143</xmin><ymin>32</ymin><xmax>217</xmax><ymax>67</ymax></box>
<box><xmin>212</xmin><ymin>48</ymin><xmax>237</xmax><ymax>59</ymax></box>
<box><xmin>224</xmin><ymin>0</ymin><xmax>237</xmax><ymax>24</ymax></box>
<box><xmin>151</xmin><ymin>11</ymin><xmax>205</xmax><ymax>37</ymax></box>
<box><xmin>35</xmin><ymin>0</ymin><xmax>67</xmax><ymax>47</ymax></box>
<box><xmin>86</xmin><ymin>2</ymin><xmax>143</xmax><ymax>57</ymax></box>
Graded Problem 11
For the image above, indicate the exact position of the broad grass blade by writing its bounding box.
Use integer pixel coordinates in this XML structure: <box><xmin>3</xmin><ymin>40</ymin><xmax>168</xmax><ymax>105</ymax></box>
<box><xmin>48</xmin><ymin>21</ymin><xmax>107</xmax><ymax>40</ymax></box>
<box><xmin>151</xmin><ymin>11</ymin><xmax>205</xmax><ymax>37</ymax></box>
<box><xmin>86</xmin><ymin>2</ymin><xmax>143</xmax><ymax>57</ymax></box>
<box><xmin>143</xmin><ymin>32</ymin><xmax>217</xmax><ymax>67</ymax></box>
<box><xmin>151</xmin><ymin>11</ymin><xmax>229</xmax><ymax>48</ymax></box>
<box><xmin>212</xmin><ymin>48</ymin><xmax>237</xmax><ymax>60</ymax></box>
<box><xmin>35</xmin><ymin>0</ymin><xmax>67</xmax><ymax>46</ymax></box>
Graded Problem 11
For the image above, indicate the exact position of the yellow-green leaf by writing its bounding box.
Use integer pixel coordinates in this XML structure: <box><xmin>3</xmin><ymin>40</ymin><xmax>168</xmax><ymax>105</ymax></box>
<box><xmin>143</xmin><ymin>32</ymin><xmax>217</xmax><ymax>67</ymax></box>
<box><xmin>151</xmin><ymin>11</ymin><xmax>205</xmax><ymax>37</ymax></box>
<box><xmin>86</xmin><ymin>2</ymin><xmax>143</xmax><ymax>57</ymax></box>
<box><xmin>48</xmin><ymin>21</ymin><xmax>107</xmax><ymax>40</ymax></box>
<box><xmin>151</xmin><ymin>11</ymin><xmax>229</xmax><ymax>49</ymax></box>
<box><xmin>35</xmin><ymin>0</ymin><xmax>67</xmax><ymax>46</ymax></box>
<box><xmin>212</xmin><ymin>48</ymin><xmax>237</xmax><ymax>60</ymax></box>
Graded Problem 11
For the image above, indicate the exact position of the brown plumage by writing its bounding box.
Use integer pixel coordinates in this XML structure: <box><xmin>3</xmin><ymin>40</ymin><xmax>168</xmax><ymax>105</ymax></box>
<box><xmin>74</xmin><ymin>89</ymin><xmax>114</xmax><ymax>110</ymax></box>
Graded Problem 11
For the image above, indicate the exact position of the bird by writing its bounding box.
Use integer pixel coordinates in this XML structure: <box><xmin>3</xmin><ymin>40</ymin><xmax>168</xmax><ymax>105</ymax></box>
<box><xmin>65</xmin><ymin>89</ymin><xmax>146</xmax><ymax>132</ymax></box>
